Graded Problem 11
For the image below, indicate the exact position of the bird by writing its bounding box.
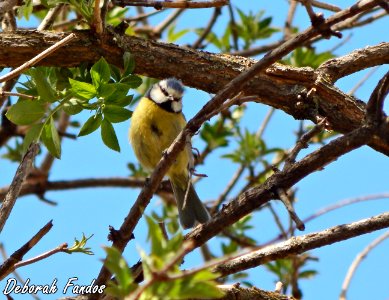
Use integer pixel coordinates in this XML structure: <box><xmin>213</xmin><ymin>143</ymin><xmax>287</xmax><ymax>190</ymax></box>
<box><xmin>129</xmin><ymin>78</ymin><xmax>210</xmax><ymax>229</ymax></box>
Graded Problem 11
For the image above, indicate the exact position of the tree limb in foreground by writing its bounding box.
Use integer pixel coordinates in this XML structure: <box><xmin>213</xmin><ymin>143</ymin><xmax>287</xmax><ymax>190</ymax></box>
<box><xmin>0</xmin><ymin>31</ymin><xmax>388</xmax><ymax>154</ymax></box>
<box><xmin>214</xmin><ymin>212</ymin><xmax>389</xmax><ymax>277</ymax></box>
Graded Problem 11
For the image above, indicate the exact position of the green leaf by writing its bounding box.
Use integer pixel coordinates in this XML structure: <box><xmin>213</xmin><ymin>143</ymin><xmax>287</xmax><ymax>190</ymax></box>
<box><xmin>91</xmin><ymin>57</ymin><xmax>111</xmax><ymax>88</ymax></box>
<box><xmin>6</xmin><ymin>100</ymin><xmax>45</xmax><ymax>125</ymax></box>
<box><xmin>103</xmin><ymin>105</ymin><xmax>132</xmax><ymax>123</ymax></box>
<box><xmin>41</xmin><ymin>117</ymin><xmax>61</xmax><ymax>158</ymax></box>
<box><xmin>18</xmin><ymin>0</ymin><xmax>33</xmax><ymax>20</ymax></box>
<box><xmin>98</xmin><ymin>83</ymin><xmax>116</xmax><ymax>98</ymax></box>
<box><xmin>114</xmin><ymin>95</ymin><xmax>133</xmax><ymax>107</ymax></box>
<box><xmin>110</xmin><ymin>64</ymin><xmax>122</xmax><ymax>82</ymax></box>
<box><xmin>55</xmin><ymin>67</ymin><xmax>73</xmax><ymax>90</ymax></box>
<box><xmin>285</xmin><ymin>47</ymin><xmax>335</xmax><ymax>68</ymax></box>
<box><xmin>299</xmin><ymin>270</ymin><xmax>318</xmax><ymax>279</ymax></box>
<box><xmin>120</xmin><ymin>75</ymin><xmax>142</xmax><ymax>88</ymax></box>
<box><xmin>22</xmin><ymin>123</ymin><xmax>43</xmax><ymax>154</ymax></box>
<box><xmin>101</xmin><ymin>119</ymin><xmax>120</xmax><ymax>152</ymax></box>
<box><xmin>66</xmin><ymin>233</ymin><xmax>94</xmax><ymax>255</ymax></box>
<box><xmin>69</xmin><ymin>78</ymin><xmax>97</xmax><ymax>100</ymax></box>
<box><xmin>123</xmin><ymin>52</ymin><xmax>135</xmax><ymax>77</ymax></box>
<box><xmin>78</xmin><ymin>113</ymin><xmax>103</xmax><ymax>136</ymax></box>
<box><xmin>2</xmin><ymin>140</ymin><xmax>24</xmax><ymax>162</ymax></box>
<box><xmin>105</xmin><ymin>83</ymin><xmax>132</xmax><ymax>104</ymax></box>
<box><xmin>146</xmin><ymin>216</ymin><xmax>167</xmax><ymax>257</ymax></box>
<box><xmin>28</xmin><ymin>68</ymin><xmax>57</xmax><ymax>103</ymax></box>
<box><xmin>104</xmin><ymin>246</ymin><xmax>137</xmax><ymax>298</ymax></box>
<box><xmin>63</xmin><ymin>98</ymin><xmax>83</xmax><ymax>115</ymax></box>
<box><xmin>167</xmin><ymin>25</ymin><xmax>190</xmax><ymax>43</ymax></box>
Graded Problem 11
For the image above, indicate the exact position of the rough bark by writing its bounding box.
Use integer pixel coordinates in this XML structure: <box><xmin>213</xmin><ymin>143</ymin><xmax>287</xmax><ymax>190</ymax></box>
<box><xmin>0</xmin><ymin>31</ymin><xmax>388</xmax><ymax>155</ymax></box>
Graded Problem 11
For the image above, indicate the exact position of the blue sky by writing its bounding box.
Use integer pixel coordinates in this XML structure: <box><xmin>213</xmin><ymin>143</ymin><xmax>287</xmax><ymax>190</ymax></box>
<box><xmin>0</xmin><ymin>1</ymin><xmax>388</xmax><ymax>299</ymax></box>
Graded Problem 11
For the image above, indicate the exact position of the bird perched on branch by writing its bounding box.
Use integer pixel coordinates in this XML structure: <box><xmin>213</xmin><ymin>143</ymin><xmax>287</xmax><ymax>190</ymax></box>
<box><xmin>129</xmin><ymin>78</ymin><xmax>210</xmax><ymax>228</ymax></box>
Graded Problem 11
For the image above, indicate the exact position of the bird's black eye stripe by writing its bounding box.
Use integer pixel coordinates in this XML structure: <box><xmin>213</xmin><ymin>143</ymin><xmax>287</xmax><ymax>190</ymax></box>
<box><xmin>159</xmin><ymin>83</ymin><xmax>181</xmax><ymax>102</ymax></box>
<box><xmin>158</xmin><ymin>83</ymin><xmax>169</xmax><ymax>97</ymax></box>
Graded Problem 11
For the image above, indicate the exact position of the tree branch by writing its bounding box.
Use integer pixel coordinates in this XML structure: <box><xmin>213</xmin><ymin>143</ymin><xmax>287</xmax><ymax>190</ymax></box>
<box><xmin>339</xmin><ymin>230</ymin><xmax>389</xmax><ymax>300</ymax></box>
<box><xmin>214</xmin><ymin>212</ymin><xmax>389</xmax><ymax>277</ymax></box>
<box><xmin>0</xmin><ymin>220</ymin><xmax>53</xmax><ymax>280</ymax></box>
<box><xmin>317</xmin><ymin>42</ymin><xmax>389</xmax><ymax>83</ymax></box>
<box><xmin>0</xmin><ymin>177</ymin><xmax>173</xmax><ymax>201</ymax></box>
<box><xmin>0</xmin><ymin>143</ymin><xmax>39</xmax><ymax>233</ymax></box>
<box><xmin>184</xmin><ymin>125</ymin><xmax>373</xmax><ymax>251</ymax></box>
<box><xmin>89</xmin><ymin>2</ymin><xmax>386</xmax><ymax>290</ymax></box>
<box><xmin>0</xmin><ymin>32</ymin><xmax>76</xmax><ymax>83</ymax></box>
<box><xmin>112</xmin><ymin>0</ymin><xmax>229</xmax><ymax>9</ymax></box>
<box><xmin>0</xmin><ymin>32</ymin><xmax>388</xmax><ymax>154</ymax></box>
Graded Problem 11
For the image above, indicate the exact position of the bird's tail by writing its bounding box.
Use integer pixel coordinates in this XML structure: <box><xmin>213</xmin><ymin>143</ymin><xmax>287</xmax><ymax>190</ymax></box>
<box><xmin>170</xmin><ymin>175</ymin><xmax>210</xmax><ymax>229</ymax></box>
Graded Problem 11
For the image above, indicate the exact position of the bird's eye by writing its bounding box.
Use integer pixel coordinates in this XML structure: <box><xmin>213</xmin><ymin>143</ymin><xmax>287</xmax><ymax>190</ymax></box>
<box><xmin>158</xmin><ymin>84</ymin><xmax>170</xmax><ymax>97</ymax></box>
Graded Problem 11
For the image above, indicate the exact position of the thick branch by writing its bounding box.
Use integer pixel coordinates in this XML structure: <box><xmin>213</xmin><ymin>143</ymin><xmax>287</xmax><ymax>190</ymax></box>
<box><xmin>184</xmin><ymin>126</ymin><xmax>373</xmax><ymax>250</ymax></box>
<box><xmin>317</xmin><ymin>42</ymin><xmax>389</xmax><ymax>83</ymax></box>
<box><xmin>210</xmin><ymin>285</ymin><xmax>295</xmax><ymax>300</ymax></box>
<box><xmin>0</xmin><ymin>32</ymin><xmax>388</xmax><ymax>154</ymax></box>
<box><xmin>214</xmin><ymin>212</ymin><xmax>389</xmax><ymax>277</ymax></box>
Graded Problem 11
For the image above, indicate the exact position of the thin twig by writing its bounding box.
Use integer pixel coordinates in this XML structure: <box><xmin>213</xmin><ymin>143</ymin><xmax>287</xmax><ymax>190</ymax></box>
<box><xmin>329</xmin><ymin>33</ymin><xmax>352</xmax><ymax>52</ymax></box>
<box><xmin>294</xmin><ymin>0</ymin><xmax>341</xmax><ymax>12</ymax></box>
<box><xmin>112</xmin><ymin>0</ymin><xmax>229</xmax><ymax>9</ymax></box>
<box><xmin>0</xmin><ymin>244</ymin><xmax>40</xmax><ymax>300</ymax></box>
<box><xmin>126</xmin><ymin>9</ymin><xmax>164</xmax><ymax>22</ymax></box>
<box><xmin>277</xmin><ymin>188</ymin><xmax>305</xmax><ymax>231</ymax></box>
<box><xmin>228</xmin><ymin>3</ymin><xmax>239</xmax><ymax>51</ymax></box>
<box><xmin>212</xmin><ymin>165</ymin><xmax>245</xmax><ymax>213</ymax></box>
<box><xmin>0</xmin><ymin>33</ymin><xmax>76</xmax><ymax>83</ymax></box>
<box><xmin>339</xmin><ymin>230</ymin><xmax>389</xmax><ymax>300</ymax></box>
<box><xmin>14</xmin><ymin>243</ymin><xmax>68</xmax><ymax>269</ymax></box>
<box><xmin>0</xmin><ymin>143</ymin><xmax>39</xmax><ymax>233</ymax></box>
<box><xmin>267</xmin><ymin>203</ymin><xmax>288</xmax><ymax>240</ymax></box>
<box><xmin>0</xmin><ymin>220</ymin><xmax>53</xmax><ymax>280</ymax></box>
<box><xmin>135</xmin><ymin>6</ymin><xmax>148</xmax><ymax>26</ymax></box>
<box><xmin>349</xmin><ymin>10</ymin><xmax>387</xmax><ymax>28</ymax></box>
<box><xmin>0</xmin><ymin>91</ymin><xmax>36</xmax><ymax>100</ymax></box>
<box><xmin>0</xmin><ymin>177</ymin><xmax>173</xmax><ymax>201</ymax></box>
<box><xmin>100</xmin><ymin>0</ymin><xmax>109</xmax><ymax>29</ymax></box>
<box><xmin>284</xmin><ymin>0</ymin><xmax>298</xmax><ymax>40</ymax></box>
<box><xmin>231</xmin><ymin>41</ymin><xmax>284</xmax><ymax>57</ymax></box>
<box><xmin>264</xmin><ymin>193</ymin><xmax>389</xmax><ymax>247</ymax></box>
<box><xmin>192</xmin><ymin>7</ymin><xmax>221</xmax><ymax>49</ymax></box>
<box><xmin>2</xmin><ymin>10</ymin><xmax>17</xmax><ymax>31</ymax></box>
<box><xmin>256</xmin><ymin>107</ymin><xmax>275</xmax><ymax>138</ymax></box>
<box><xmin>37</xmin><ymin>3</ymin><xmax>65</xmax><ymax>31</ymax></box>
<box><xmin>284</xmin><ymin>119</ymin><xmax>326</xmax><ymax>170</ymax></box>
<box><xmin>348</xmin><ymin>67</ymin><xmax>379</xmax><ymax>96</ymax></box>
<box><xmin>154</xmin><ymin>8</ymin><xmax>185</xmax><ymax>36</ymax></box>
<box><xmin>212</xmin><ymin>106</ymin><xmax>274</xmax><ymax>214</ymax></box>
<box><xmin>93</xmin><ymin>0</ymin><xmax>103</xmax><ymax>34</ymax></box>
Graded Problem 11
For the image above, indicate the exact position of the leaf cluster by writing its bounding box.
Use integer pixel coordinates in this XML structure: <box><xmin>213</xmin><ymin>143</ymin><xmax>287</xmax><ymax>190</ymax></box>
<box><xmin>5</xmin><ymin>53</ymin><xmax>142</xmax><ymax>158</ymax></box>
<box><xmin>104</xmin><ymin>216</ymin><xmax>223</xmax><ymax>299</ymax></box>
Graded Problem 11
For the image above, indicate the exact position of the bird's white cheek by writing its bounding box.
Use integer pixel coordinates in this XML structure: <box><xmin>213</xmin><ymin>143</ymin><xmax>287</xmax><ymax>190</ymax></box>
<box><xmin>150</xmin><ymin>88</ymin><xmax>166</xmax><ymax>104</ymax></box>
<box><xmin>172</xmin><ymin>101</ymin><xmax>182</xmax><ymax>112</ymax></box>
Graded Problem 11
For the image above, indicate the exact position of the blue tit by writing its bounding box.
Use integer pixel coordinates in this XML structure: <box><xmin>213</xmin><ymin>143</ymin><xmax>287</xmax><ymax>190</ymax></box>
<box><xmin>129</xmin><ymin>78</ymin><xmax>210</xmax><ymax>228</ymax></box>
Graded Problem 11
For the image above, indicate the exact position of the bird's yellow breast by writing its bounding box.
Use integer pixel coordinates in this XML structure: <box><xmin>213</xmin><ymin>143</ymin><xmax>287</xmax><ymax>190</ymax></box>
<box><xmin>129</xmin><ymin>97</ymin><xmax>189</xmax><ymax>177</ymax></box>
